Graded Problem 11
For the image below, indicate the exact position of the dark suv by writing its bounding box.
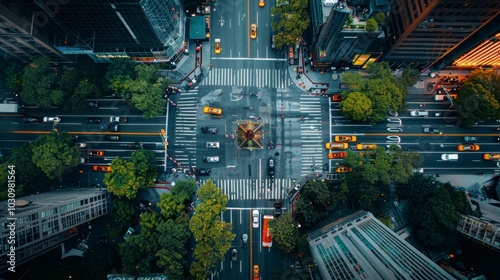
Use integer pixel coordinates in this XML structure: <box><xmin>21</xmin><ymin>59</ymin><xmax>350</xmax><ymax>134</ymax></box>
<box><xmin>195</xmin><ymin>168</ymin><xmax>211</xmax><ymax>176</ymax></box>
<box><xmin>201</xmin><ymin>127</ymin><xmax>218</xmax><ymax>134</ymax></box>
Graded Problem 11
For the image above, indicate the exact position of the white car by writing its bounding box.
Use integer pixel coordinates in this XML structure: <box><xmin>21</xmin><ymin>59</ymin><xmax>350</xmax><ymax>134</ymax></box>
<box><xmin>203</xmin><ymin>156</ymin><xmax>220</xmax><ymax>163</ymax></box>
<box><xmin>110</xmin><ymin>116</ymin><xmax>128</xmax><ymax>123</ymax></box>
<box><xmin>206</xmin><ymin>142</ymin><xmax>220</xmax><ymax>149</ymax></box>
<box><xmin>252</xmin><ymin>210</ymin><xmax>259</xmax><ymax>228</ymax></box>
<box><xmin>43</xmin><ymin>117</ymin><xmax>61</xmax><ymax>122</ymax></box>
<box><xmin>76</xmin><ymin>142</ymin><xmax>87</xmax><ymax>148</ymax></box>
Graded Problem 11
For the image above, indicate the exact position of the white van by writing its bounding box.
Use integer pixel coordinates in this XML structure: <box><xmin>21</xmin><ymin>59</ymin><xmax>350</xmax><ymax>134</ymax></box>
<box><xmin>410</xmin><ymin>110</ymin><xmax>428</xmax><ymax>117</ymax></box>
<box><xmin>441</xmin><ymin>154</ymin><xmax>458</xmax><ymax>161</ymax></box>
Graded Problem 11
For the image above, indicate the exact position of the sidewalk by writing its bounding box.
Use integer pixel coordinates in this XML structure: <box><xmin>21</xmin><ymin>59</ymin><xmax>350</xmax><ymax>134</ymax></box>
<box><xmin>167</xmin><ymin>40</ymin><xmax>212</xmax><ymax>86</ymax></box>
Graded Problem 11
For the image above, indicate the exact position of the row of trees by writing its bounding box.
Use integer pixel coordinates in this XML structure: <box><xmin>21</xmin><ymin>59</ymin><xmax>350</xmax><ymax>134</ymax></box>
<box><xmin>271</xmin><ymin>0</ymin><xmax>309</xmax><ymax>49</ymax></box>
<box><xmin>2</xmin><ymin>56</ymin><xmax>170</xmax><ymax>118</ymax></box>
<box><xmin>339</xmin><ymin>62</ymin><xmax>419</xmax><ymax>123</ymax></box>
<box><xmin>116</xmin><ymin>179</ymin><xmax>234</xmax><ymax>280</ymax></box>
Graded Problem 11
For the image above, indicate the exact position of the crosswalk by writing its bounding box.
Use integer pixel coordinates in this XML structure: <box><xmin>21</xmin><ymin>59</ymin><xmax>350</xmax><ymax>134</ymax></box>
<box><xmin>171</xmin><ymin>90</ymin><xmax>198</xmax><ymax>167</ymax></box>
<box><xmin>299</xmin><ymin>95</ymin><xmax>324</xmax><ymax>176</ymax></box>
<box><xmin>201</xmin><ymin>68</ymin><xmax>292</xmax><ymax>89</ymax></box>
<box><xmin>199</xmin><ymin>179</ymin><xmax>293</xmax><ymax>200</ymax></box>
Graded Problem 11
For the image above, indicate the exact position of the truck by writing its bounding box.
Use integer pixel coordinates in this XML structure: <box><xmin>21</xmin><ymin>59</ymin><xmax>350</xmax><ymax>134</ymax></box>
<box><xmin>0</xmin><ymin>103</ymin><xmax>19</xmax><ymax>113</ymax></box>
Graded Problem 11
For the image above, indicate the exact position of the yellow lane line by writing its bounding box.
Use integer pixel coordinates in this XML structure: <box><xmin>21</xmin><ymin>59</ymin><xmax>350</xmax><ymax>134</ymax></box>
<box><xmin>9</xmin><ymin>131</ymin><xmax>161</xmax><ymax>136</ymax></box>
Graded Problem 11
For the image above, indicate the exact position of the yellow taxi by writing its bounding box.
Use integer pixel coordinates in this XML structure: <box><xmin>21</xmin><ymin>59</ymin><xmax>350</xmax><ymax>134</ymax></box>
<box><xmin>356</xmin><ymin>144</ymin><xmax>377</xmax><ymax>150</ymax></box>
<box><xmin>203</xmin><ymin>106</ymin><xmax>223</xmax><ymax>115</ymax></box>
<box><xmin>335</xmin><ymin>166</ymin><xmax>353</xmax><ymax>173</ymax></box>
<box><xmin>253</xmin><ymin>265</ymin><xmax>260</xmax><ymax>279</ymax></box>
<box><xmin>334</xmin><ymin>135</ymin><xmax>357</xmax><ymax>142</ymax></box>
<box><xmin>250</xmin><ymin>24</ymin><xmax>257</xmax><ymax>39</ymax></box>
<box><xmin>258</xmin><ymin>0</ymin><xmax>265</xmax><ymax>7</ymax></box>
<box><xmin>93</xmin><ymin>165</ymin><xmax>112</xmax><ymax>172</ymax></box>
<box><xmin>483</xmin><ymin>154</ymin><xmax>500</xmax><ymax>160</ymax></box>
<box><xmin>214</xmin><ymin>38</ymin><xmax>221</xmax><ymax>55</ymax></box>
<box><xmin>328</xmin><ymin>152</ymin><xmax>347</xmax><ymax>159</ymax></box>
<box><xmin>457</xmin><ymin>144</ymin><xmax>480</xmax><ymax>151</ymax></box>
<box><xmin>325</xmin><ymin>142</ymin><xmax>348</xmax><ymax>150</ymax></box>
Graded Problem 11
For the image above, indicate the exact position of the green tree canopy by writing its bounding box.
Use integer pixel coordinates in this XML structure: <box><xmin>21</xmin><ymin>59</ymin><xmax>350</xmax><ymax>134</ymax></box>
<box><xmin>20</xmin><ymin>56</ymin><xmax>64</xmax><ymax>108</ymax></box>
<box><xmin>111</xmin><ymin>199</ymin><xmax>137</xmax><ymax>228</ymax></box>
<box><xmin>105</xmin><ymin>58</ymin><xmax>137</xmax><ymax>98</ymax></box>
<box><xmin>374</xmin><ymin>12</ymin><xmax>386</xmax><ymax>25</ymax></box>
<box><xmin>156</xmin><ymin>216</ymin><xmax>192</xmax><ymax>279</ymax></box>
<box><xmin>339</xmin><ymin>91</ymin><xmax>373</xmax><ymax>121</ymax></box>
<box><xmin>268</xmin><ymin>212</ymin><xmax>300</xmax><ymax>254</ymax></box>
<box><xmin>365</xmin><ymin>18</ymin><xmax>378</xmax><ymax>32</ymax></box>
<box><xmin>454</xmin><ymin>82</ymin><xmax>500</xmax><ymax>127</ymax></box>
<box><xmin>31</xmin><ymin>132</ymin><xmax>80</xmax><ymax>180</ymax></box>
<box><xmin>270</xmin><ymin>0</ymin><xmax>310</xmax><ymax>49</ymax></box>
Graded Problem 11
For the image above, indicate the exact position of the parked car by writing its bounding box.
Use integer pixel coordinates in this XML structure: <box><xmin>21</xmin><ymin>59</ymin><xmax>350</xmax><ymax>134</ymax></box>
<box><xmin>86</xmin><ymin>118</ymin><xmax>101</xmax><ymax>124</ymax></box>
<box><xmin>128</xmin><ymin>142</ymin><xmax>144</xmax><ymax>149</ymax></box>
<box><xmin>76</xmin><ymin>142</ymin><xmax>87</xmax><ymax>148</ymax></box>
<box><xmin>268</xmin><ymin>157</ymin><xmax>275</xmax><ymax>178</ymax></box>
<box><xmin>274</xmin><ymin>202</ymin><xmax>282</xmax><ymax>217</ymax></box>
<box><xmin>100</xmin><ymin>123</ymin><xmax>119</xmax><ymax>132</ymax></box>
<box><xmin>110</xmin><ymin>116</ymin><xmax>128</xmax><ymax>123</ymax></box>
<box><xmin>252</xmin><ymin>209</ymin><xmax>259</xmax><ymax>228</ymax></box>
<box><xmin>105</xmin><ymin>135</ymin><xmax>120</xmax><ymax>141</ymax></box>
<box><xmin>87</xmin><ymin>151</ymin><xmax>104</xmax><ymax>156</ymax></box>
<box><xmin>331</xmin><ymin>94</ymin><xmax>342</xmax><ymax>102</ymax></box>
<box><xmin>43</xmin><ymin>116</ymin><xmax>61</xmax><ymax>122</ymax></box>
<box><xmin>22</xmin><ymin>116</ymin><xmax>39</xmax><ymax>123</ymax></box>
<box><xmin>93</xmin><ymin>165</ymin><xmax>112</xmax><ymax>172</ymax></box>
<box><xmin>203</xmin><ymin>156</ymin><xmax>220</xmax><ymax>163</ymax></box>
<box><xmin>231</xmin><ymin>249</ymin><xmax>238</xmax><ymax>261</ymax></box>
<box><xmin>201</xmin><ymin>127</ymin><xmax>218</xmax><ymax>134</ymax></box>
<box><xmin>123</xmin><ymin>227</ymin><xmax>135</xmax><ymax>240</ymax></box>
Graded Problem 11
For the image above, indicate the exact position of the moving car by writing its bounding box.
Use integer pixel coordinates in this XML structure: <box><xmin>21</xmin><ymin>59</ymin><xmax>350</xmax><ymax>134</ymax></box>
<box><xmin>22</xmin><ymin>117</ymin><xmax>39</xmax><ymax>123</ymax></box>
<box><xmin>422</xmin><ymin>127</ymin><xmax>441</xmax><ymax>134</ymax></box>
<box><xmin>203</xmin><ymin>106</ymin><xmax>223</xmax><ymax>115</ymax></box>
<box><xmin>335</xmin><ymin>166</ymin><xmax>353</xmax><ymax>173</ymax></box>
<box><xmin>201</xmin><ymin>127</ymin><xmax>218</xmax><ymax>134</ymax></box>
<box><xmin>110</xmin><ymin>116</ymin><xmax>128</xmax><ymax>123</ymax></box>
<box><xmin>483</xmin><ymin>154</ymin><xmax>500</xmax><ymax>160</ymax></box>
<box><xmin>76</xmin><ymin>142</ymin><xmax>87</xmax><ymax>148</ymax></box>
<box><xmin>231</xmin><ymin>249</ymin><xmax>238</xmax><ymax>261</ymax></box>
<box><xmin>334</xmin><ymin>135</ymin><xmax>356</xmax><ymax>142</ymax></box>
<box><xmin>410</xmin><ymin>110</ymin><xmax>428</xmax><ymax>117</ymax></box>
<box><xmin>87</xmin><ymin>151</ymin><xmax>104</xmax><ymax>156</ymax></box>
<box><xmin>463</xmin><ymin>136</ymin><xmax>478</xmax><ymax>142</ymax></box>
<box><xmin>206</xmin><ymin>142</ymin><xmax>220</xmax><ymax>148</ymax></box>
<box><xmin>123</xmin><ymin>227</ymin><xmax>135</xmax><ymax>240</ymax></box>
<box><xmin>258</xmin><ymin>0</ymin><xmax>265</xmax><ymax>7</ymax></box>
<box><xmin>253</xmin><ymin>265</ymin><xmax>260</xmax><ymax>280</ymax></box>
<box><xmin>86</xmin><ymin>118</ymin><xmax>101</xmax><ymax>124</ymax></box>
<box><xmin>195</xmin><ymin>168</ymin><xmax>211</xmax><ymax>176</ymax></box>
<box><xmin>457</xmin><ymin>144</ymin><xmax>480</xmax><ymax>151</ymax></box>
<box><xmin>43</xmin><ymin>116</ymin><xmax>61</xmax><ymax>122</ymax></box>
<box><xmin>100</xmin><ymin>123</ymin><xmax>119</xmax><ymax>132</ymax></box>
<box><xmin>93</xmin><ymin>165</ymin><xmax>112</xmax><ymax>172</ymax></box>
<box><xmin>87</xmin><ymin>101</ymin><xmax>99</xmax><ymax>108</ymax></box>
<box><xmin>241</xmin><ymin>234</ymin><xmax>248</xmax><ymax>248</ymax></box>
<box><xmin>105</xmin><ymin>135</ymin><xmax>120</xmax><ymax>141</ymax></box>
<box><xmin>250</xmin><ymin>24</ymin><xmax>257</xmax><ymax>39</ymax></box>
<box><xmin>328</xmin><ymin>152</ymin><xmax>347</xmax><ymax>159</ymax></box>
<box><xmin>268</xmin><ymin>157</ymin><xmax>275</xmax><ymax>178</ymax></box>
<box><xmin>356</xmin><ymin>144</ymin><xmax>377</xmax><ymax>150</ymax></box>
<box><xmin>441</xmin><ymin>154</ymin><xmax>458</xmax><ymax>161</ymax></box>
<box><xmin>274</xmin><ymin>202</ymin><xmax>282</xmax><ymax>217</ymax></box>
<box><xmin>214</xmin><ymin>38</ymin><xmax>221</xmax><ymax>54</ymax></box>
<box><xmin>203</xmin><ymin>156</ymin><xmax>220</xmax><ymax>163</ymax></box>
<box><xmin>325</xmin><ymin>142</ymin><xmax>348</xmax><ymax>149</ymax></box>
<box><xmin>252</xmin><ymin>209</ymin><xmax>259</xmax><ymax>228</ymax></box>
<box><xmin>128</xmin><ymin>142</ymin><xmax>144</xmax><ymax>149</ymax></box>
<box><xmin>331</xmin><ymin>94</ymin><xmax>342</xmax><ymax>102</ymax></box>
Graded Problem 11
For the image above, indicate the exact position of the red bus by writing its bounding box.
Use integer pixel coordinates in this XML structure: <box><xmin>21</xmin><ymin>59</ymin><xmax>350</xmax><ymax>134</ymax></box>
<box><xmin>262</xmin><ymin>215</ymin><xmax>274</xmax><ymax>248</ymax></box>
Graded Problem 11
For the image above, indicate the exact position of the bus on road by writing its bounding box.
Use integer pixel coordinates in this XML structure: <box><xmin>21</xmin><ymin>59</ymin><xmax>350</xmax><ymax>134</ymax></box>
<box><xmin>0</xmin><ymin>103</ymin><xmax>18</xmax><ymax>113</ymax></box>
<box><xmin>262</xmin><ymin>215</ymin><xmax>274</xmax><ymax>248</ymax></box>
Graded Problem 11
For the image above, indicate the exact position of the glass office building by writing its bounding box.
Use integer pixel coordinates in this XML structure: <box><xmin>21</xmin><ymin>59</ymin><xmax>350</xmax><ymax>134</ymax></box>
<box><xmin>308</xmin><ymin>211</ymin><xmax>454</xmax><ymax>280</ymax></box>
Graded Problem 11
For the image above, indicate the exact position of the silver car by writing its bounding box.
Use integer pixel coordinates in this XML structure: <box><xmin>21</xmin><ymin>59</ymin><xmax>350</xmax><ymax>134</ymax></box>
<box><xmin>206</xmin><ymin>142</ymin><xmax>220</xmax><ymax>149</ymax></box>
<box><xmin>252</xmin><ymin>209</ymin><xmax>259</xmax><ymax>228</ymax></box>
<box><xmin>203</xmin><ymin>156</ymin><xmax>219</xmax><ymax>163</ymax></box>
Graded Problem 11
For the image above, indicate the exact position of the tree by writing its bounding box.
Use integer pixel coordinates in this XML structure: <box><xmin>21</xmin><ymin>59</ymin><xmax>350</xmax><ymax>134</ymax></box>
<box><xmin>400</xmin><ymin>66</ymin><xmax>419</xmax><ymax>88</ymax></box>
<box><xmin>270</xmin><ymin>0</ymin><xmax>310</xmax><ymax>49</ymax></box>
<box><xmin>111</xmin><ymin>199</ymin><xmax>137</xmax><ymax>228</ymax></box>
<box><xmin>105</xmin><ymin>58</ymin><xmax>137</xmax><ymax>99</ymax></box>
<box><xmin>156</xmin><ymin>217</ymin><xmax>191</xmax><ymax>279</ymax></box>
<box><xmin>105</xmin><ymin>149</ymin><xmax>157</xmax><ymax>199</ymax></box>
<box><xmin>64</xmin><ymin>80</ymin><xmax>99</xmax><ymax>113</ymax></box>
<box><xmin>339</xmin><ymin>92</ymin><xmax>373</xmax><ymax>121</ymax></box>
<box><xmin>20</xmin><ymin>56</ymin><xmax>64</xmax><ymax>108</ymax></box>
<box><xmin>119</xmin><ymin>235</ymin><xmax>155</xmax><ymax>276</ymax></box>
<box><xmin>454</xmin><ymin>83</ymin><xmax>500</xmax><ymax>126</ymax></box>
<box><xmin>189</xmin><ymin>180</ymin><xmax>235</xmax><ymax>280</ymax></box>
<box><xmin>339</xmin><ymin>72</ymin><xmax>365</xmax><ymax>92</ymax></box>
<box><xmin>31</xmin><ymin>132</ymin><xmax>80</xmax><ymax>180</ymax></box>
<box><xmin>268</xmin><ymin>212</ymin><xmax>300</xmax><ymax>254</ymax></box>
<box><xmin>365</xmin><ymin>18</ymin><xmax>379</xmax><ymax>32</ymax></box>
<box><xmin>4</xmin><ymin>62</ymin><xmax>24</xmax><ymax>91</ymax></box>
<box><xmin>374</xmin><ymin>12</ymin><xmax>386</xmax><ymax>25</ymax></box>
<box><xmin>131</xmin><ymin>83</ymin><xmax>167</xmax><ymax>118</ymax></box>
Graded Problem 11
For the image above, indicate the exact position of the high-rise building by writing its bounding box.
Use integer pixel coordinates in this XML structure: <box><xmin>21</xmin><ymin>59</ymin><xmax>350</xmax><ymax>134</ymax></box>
<box><xmin>307</xmin><ymin>211</ymin><xmax>454</xmax><ymax>280</ymax></box>
<box><xmin>456</xmin><ymin>215</ymin><xmax>500</xmax><ymax>253</ymax></box>
<box><xmin>0</xmin><ymin>189</ymin><xmax>110</xmax><ymax>274</ymax></box>
<box><xmin>0</xmin><ymin>0</ymin><xmax>185</xmax><ymax>62</ymax></box>
<box><xmin>382</xmin><ymin>0</ymin><xmax>500</xmax><ymax>71</ymax></box>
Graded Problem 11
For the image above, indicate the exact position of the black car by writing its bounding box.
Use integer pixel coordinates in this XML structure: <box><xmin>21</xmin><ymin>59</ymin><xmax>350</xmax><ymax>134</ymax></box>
<box><xmin>268</xmin><ymin>157</ymin><xmax>275</xmax><ymax>178</ymax></box>
<box><xmin>100</xmin><ymin>123</ymin><xmax>119</xmax><ymax>132</ymax></box>
<box><xmin>105</xmin><ymin>135</ymin><xmax>120</xmax><ymax>141</ymax></box>
<box><xmin>86</xmin><ymin>118</ymin><xmax>101</xmax><ymax>124</ymax></box>
<box><xmin>274</xmin><ymin>202</ymin><xmax>282</xmax><ymax>217</ymax></box>
<box><xmin>201</xmin><ymin>127</ymin><xmax>218</xmax><ymax>134</ymax></box>
<box><xmin>195</xmin><ymin>168</ymin><xmax>211</xmax><ymax>176</ymax></box>
<box><xmin>22</xmin><ymin>117</ymin><xmax>39</xmax><ymax>123</ymax></box>
<box><xmin>127</xmin><ymin>142</ymin><xmax>144</xmax><ymax>149</ymax></box>
<box><xmin>87</xmin><ymin>101</ymin><xmax>99</xmax><ymax>108</ymax></box>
